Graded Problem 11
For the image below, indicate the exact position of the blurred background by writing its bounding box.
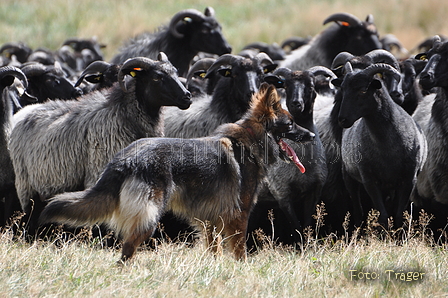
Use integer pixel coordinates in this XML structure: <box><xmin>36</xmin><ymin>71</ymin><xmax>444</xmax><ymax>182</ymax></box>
<box><xmin>1</xmin><ymin>0</ymin><xmax>447</xmax><ymax>61</ymax></box>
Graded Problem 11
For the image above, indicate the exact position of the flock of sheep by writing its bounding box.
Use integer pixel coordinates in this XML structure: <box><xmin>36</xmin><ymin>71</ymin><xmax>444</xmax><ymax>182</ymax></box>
<box><xmin>1</xmin><ymin>7</ymin><xmax>448</xmax><ymax>249</ymax></box>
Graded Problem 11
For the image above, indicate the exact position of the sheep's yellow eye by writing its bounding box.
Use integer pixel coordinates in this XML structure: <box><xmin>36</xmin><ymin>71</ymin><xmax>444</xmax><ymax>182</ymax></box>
<box><xmin>130</xmin><ymin>71</ymin><xmax>137</xmax><ymax>77</ymax></box>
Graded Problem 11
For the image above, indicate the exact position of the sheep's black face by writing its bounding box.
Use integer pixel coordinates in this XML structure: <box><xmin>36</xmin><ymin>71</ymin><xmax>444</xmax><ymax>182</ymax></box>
<box><xmin>337</xmin><ymin>73</ymin><xmax>382</xmax><ymax>128</ymax></box>
<box><xmin>343</xmin><ymin>23</ymin><xmax>382</xmax><ymax>56</ymax></box>
<box><xmin>285</xmin><ymin>74</ymin><xmax>316</xmax><ymax>120</ymax></box>
<box><xmin>188</xmin><ymin>18</ymin><xmax>232</xmax><ymax>56</ymax></box>
<box><xmin>135</xmin><ymin>63</ymin><xmax>191</xmax><ymax>111</ymax></box>
<box><xmin>418</xmin><ymin>41</ymin><xmax>448</xmax><ymax>90</ymax></box>
<box><xmin>27</xmin><ymin>73</ymin><xmax>83</xmax><ymax>102</ymax></box>
<box><xmin>214</xmin><ymin>60</ymin><xmax>265</xmax><ymax>116</ymax></box>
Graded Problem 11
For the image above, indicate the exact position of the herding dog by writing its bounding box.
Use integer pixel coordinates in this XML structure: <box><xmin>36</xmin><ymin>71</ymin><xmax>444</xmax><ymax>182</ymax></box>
<box><xmin>39</xmin><ymin>83</ymin><xmax>314</xmax><ymax>262</ymax></box>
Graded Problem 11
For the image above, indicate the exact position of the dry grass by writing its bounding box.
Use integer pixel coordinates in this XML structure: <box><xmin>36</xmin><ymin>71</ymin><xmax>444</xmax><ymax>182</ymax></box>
<box><xmin>1</xmin><ymin>208</ymin><xmax>447</xmax><ymax>297</ymax></box>
<box><xmin>1</xmin><ymin>0</ymin><xmax>448</xmax><ymax>60</ymax></box>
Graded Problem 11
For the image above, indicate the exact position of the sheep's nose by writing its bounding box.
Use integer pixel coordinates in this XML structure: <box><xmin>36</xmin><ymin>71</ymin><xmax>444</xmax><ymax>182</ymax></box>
<box><xmin>290</xmin><ymin>101</ymin><xmax>304</xmax><ymax>113</ymax></box>
<box><xmin>389</xmin><ymin>91</ymin><xmax>404</xmax><ymax>105</ymax></box>
<box><xmin>73</xmin><ymin>87</ymin><xmax>83</xmax><ymax>97</ymax></box>
<box><xmin>184</xmin><ymin>91</ymin><xmax>192</xmax><ymax>99</ymax></box>
<box><xmin>419</xmin><ymin>72</ymin><xmax>433</xmax><ymax>82</ymax></box>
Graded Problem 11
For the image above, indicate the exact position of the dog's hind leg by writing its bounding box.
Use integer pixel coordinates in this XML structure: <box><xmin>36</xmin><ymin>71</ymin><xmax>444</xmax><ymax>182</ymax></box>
<box><xmin>116</xmin><ymin>177</ymin><xmax>165</xmax><ymax>262</ymax></box>
<box><xmin>121</xmin><ymin>227</ymin><xmax>156</xmax><ymax>262</ymax></box>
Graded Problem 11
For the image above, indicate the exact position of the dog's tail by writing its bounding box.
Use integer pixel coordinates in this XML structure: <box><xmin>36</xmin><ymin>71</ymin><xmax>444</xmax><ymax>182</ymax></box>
<box><xmin>39</xmin><ymin>168</ymin><xmax>125</xmax><ymax>228</ymax></box>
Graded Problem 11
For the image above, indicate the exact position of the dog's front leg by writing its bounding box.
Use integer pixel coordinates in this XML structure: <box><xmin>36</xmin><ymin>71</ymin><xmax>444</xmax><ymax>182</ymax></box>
<box><xmin>202</xmin><ymin>220</ymin><xmax>224</xmax><ymax>257</ymax></box>
<box><xmin>224</xmin><ymin>211</ymin><xmax>249</xmax><ymax>261</ymax></box>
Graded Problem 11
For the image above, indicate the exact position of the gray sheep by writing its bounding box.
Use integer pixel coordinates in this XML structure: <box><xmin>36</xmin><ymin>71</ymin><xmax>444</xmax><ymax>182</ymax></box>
<box><xmin>261</xmin><ymin>66</ymin><xmax>333</xmax><ymax>238</ymax></box>
<box><xmin>110</xmin><ymin>7</ymin><xmax>232</xmax><ymax>77</ymax></box>
<box><xmin>280</xmin><ymin>12</ymin><xmax>382</xmax><ymax>71</ymax></box>
<box><xmin>336</xmin><ymin>62</ymin><xmax>427</xmax><ymax>226</ymax></box>
<box><xmin>411</xmin><ymin>37</ymin><xmax>448</xmax><ymax>206</ymax></box>
<box><xmin>0</xmin><ymin>66</ymin><xmax>28</xmax><ymax>227</ymax></box>
<box><xmin>9</xmin><ymin>53</ymin><xmax>192</xmax><ymax>230</ymax></box>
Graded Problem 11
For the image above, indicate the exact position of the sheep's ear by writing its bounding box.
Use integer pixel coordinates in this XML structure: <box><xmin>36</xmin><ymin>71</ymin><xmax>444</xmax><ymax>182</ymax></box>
<box><xmin>218</xmin><ymin>68</ymin><xmax>232</xmax><ymax>77</ymax></box>
<box><xmin>158</xmin><ymin>52</ymin><xmax>169</xmax><ymax>63</ymax></box>
<box><xmin>264</xmin><ymin>75</ymin><xmax>285</xmax><ymax>88</ymax></box>
<box><xmin>0</xmin><ymin>75</ymin><xmax>15</xmax><ymax>87</ymax></box>
<box><xmin>369</xmin><ymin>79</ymin><xmax>382</xmax><ymax>90</ymax></box>
<box><xmin>85</xmin><ymin>74</ymin><xmax>103</xmax><ymax>83</ymax></box>
<box><xmin>263</xmin><ymin>64</ymin><xmax>278</xmax><ymax>74</ymax></box>
<box><xmin>331</xmin><ymin>78</ymin><xmax>342</xmax><ymax>87</ymax></box>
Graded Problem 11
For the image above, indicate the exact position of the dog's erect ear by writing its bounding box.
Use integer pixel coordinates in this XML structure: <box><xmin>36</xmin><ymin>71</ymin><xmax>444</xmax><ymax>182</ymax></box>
<box><xmin>266</xmin><ymin>84</ymin><xmax>281</xmax><ymax>111</ymax></box>
<box><xmin>251</xmin><ymin>83</ymin><xmax>284</xmax><ymax>123</ymax></box>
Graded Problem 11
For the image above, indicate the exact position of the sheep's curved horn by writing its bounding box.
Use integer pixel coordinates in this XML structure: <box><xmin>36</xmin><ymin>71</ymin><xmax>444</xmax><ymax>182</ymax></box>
<box><xmin>323</xmin><ymin>12</ymin><xmax>362</xmax><ymax>27</ymax></box>
<box><xmin>74</xmin><ymin>60</ymin><xmax>112</xmax><ymax>87</ymax></box>
<box><xmin>331</xmin><ymin>52</ymin><xmax>355</xmax><ymax>70</ymax></box>
<box><xmin>307</xmin><ymin>66</ymin><xmax>337</xmax><ymax>79</ymax></box>
<box><xmin>169</xmin><ymin>9</ymin><xmax>206</xmax><ymax>39</ymax></box>
<box><xmin>205</xmin><ymin>54</ymin><xmax>243</xmax><ymax>78</ymax></box>
<box><xmin>272</xmin><ymin>67</ymin><xmax>293</xmax><ymax>79</ymax></box>
<box><xmin>361</xmin><ymin>63</ymin><xmax>401</xmax><ymax>82</ymax></box>
<box><xmin>21</xmin><ymin>63</ymin><xmax>47</xmax><ymax>77</ymax></box>
<box><xmin>118</xmin><ymin>57</ymin><xmax>156</xmax><ymax>92</ymax></box>
<box><xmin>254</xmin><ymin>52</ymin><xmax>274</xmax><ymax>66</ymax></box>
<box><xmin>62</xmin><ymin>38</ymin><xmax>80</xmax><ymax>47</ymax></box>
<box><xmin>204</xmin><ymin>7</ymin><xmax>215</xmax><ymax>17</ymax></box>
<box><xmin>0</xmin><ymin>43</ymin><xmax>25</xmax><ymax>54</ymax></box>
<box><xmin>0</xmin><ymin>66</ymin><xmax>28</xmax><ymax>88</ymax></box>
<box><xmin>365</xmin><ymin>49</ymin><xmax>399</xmax><ymax>70</ymax></box>
<box><xmin>186</xmin><ymin>57</ymin><xmax>216</xmax><ymax>82</ymax></box>
<box><xmin>381</xmin><ymin>34</ymin><xmax>406</xmax><ymax>53</ymax></box>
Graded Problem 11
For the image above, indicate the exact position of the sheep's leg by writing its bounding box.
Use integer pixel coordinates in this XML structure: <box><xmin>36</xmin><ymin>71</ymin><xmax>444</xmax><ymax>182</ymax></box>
<box><xmin>394</xmin><ymin>182</ymin><xmax>413</xmax><ymax>227</ymax></box>
<box><xmin>342</xmin><ymin>172</ymin><xmax>364</xmax><ymax>226</ymax></box>
<box><xmin>362</xmin><ymin>180</ymin><xmax>389</xmax><ymax>226</ymax></box>
<box><xmin>277</xmin><ymin>197</ymin><xmax>303</xmax><ymax>240</ymax></box>
<box><xmin>303</xmin><ymin>188</ymin><xmax>324</xmax><ymax>229</ymax></box>
<box><xmin>269</xmin><ymin>182</ymin><xmax>303</xmax><ymax>242</ymax></box>
<box><xmin>432</xmin><ymin>165</ymin><xmax>448</xmax><ymax>204</ymax></box>
<box><xmin>3</xmin><ymin>186</ymin><xmax>21</xmax><ymax>225</ymax></box>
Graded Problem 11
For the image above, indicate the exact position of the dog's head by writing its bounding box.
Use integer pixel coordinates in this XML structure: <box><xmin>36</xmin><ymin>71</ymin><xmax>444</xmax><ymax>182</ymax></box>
<box><xmin>251</xmin><ymin>83</ymin><xmax>315</xmax><ymax>172</ymax></box>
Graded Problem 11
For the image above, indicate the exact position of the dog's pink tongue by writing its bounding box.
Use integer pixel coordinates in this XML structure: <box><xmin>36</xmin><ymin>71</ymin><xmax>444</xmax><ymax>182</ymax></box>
<box><xmin>279</xmin><ymin>139</ymin><xmax>306</xmax><ymax>173</ymax></box>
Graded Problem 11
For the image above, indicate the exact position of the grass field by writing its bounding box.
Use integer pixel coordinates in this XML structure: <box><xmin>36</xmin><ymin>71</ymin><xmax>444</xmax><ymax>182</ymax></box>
<box><xmin>1</xmin><ymin>212</ymin><xmax>447</xmax><ymax>297</ymax></box>
<box><xmin>1</xmin><ymin>0</ymin><xmax>448</xmax><ymax>297</ymax></box>
<box><xmin>1</xmin><ymin>0</ymin><xmax>448</xmax><ymax>60</ymax></box>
